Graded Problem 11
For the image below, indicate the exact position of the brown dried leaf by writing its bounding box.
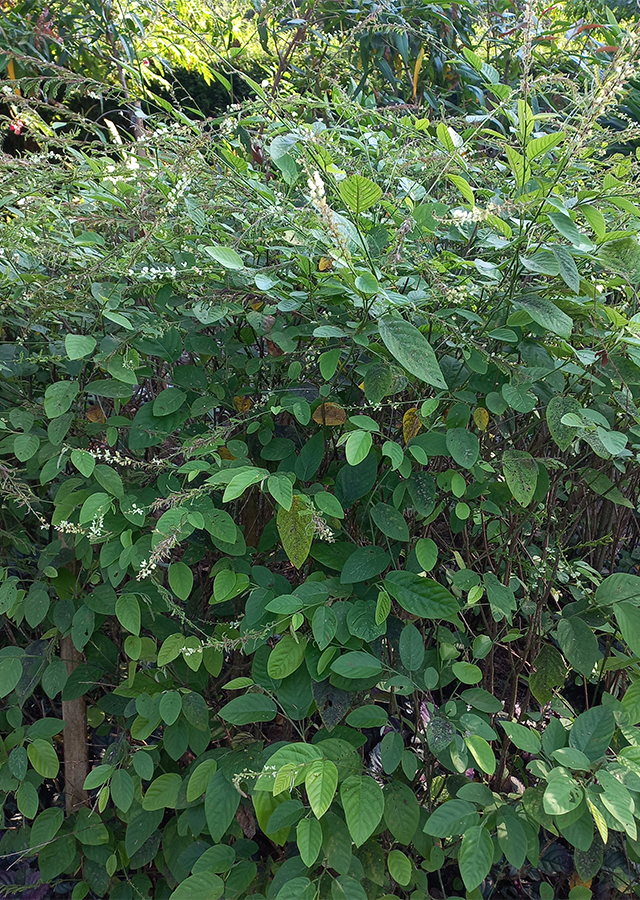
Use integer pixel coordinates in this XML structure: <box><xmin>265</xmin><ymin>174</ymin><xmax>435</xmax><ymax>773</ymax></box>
<box><xmin>312</xmin><ymin>402</ymin><xmax>347</xmax><ymax>426</ymax></box>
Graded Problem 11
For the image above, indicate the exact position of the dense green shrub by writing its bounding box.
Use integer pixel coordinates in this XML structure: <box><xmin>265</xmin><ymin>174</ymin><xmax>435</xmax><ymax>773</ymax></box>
<box><xmin>5</xmin><ymin>10</ymin><xmax>640</xmax><ymax>899</ymax></box>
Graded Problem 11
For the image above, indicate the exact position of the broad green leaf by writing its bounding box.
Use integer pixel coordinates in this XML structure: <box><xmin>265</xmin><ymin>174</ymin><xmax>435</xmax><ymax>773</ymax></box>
<box><xmin>551</xmin><ymin>748</ymin><xmax>591</xmax><ymax>770</ymax></box>
<box><xmin>502</xmin><ymin>383</ymin><xmax>537</xmax><ymax>413</ymax></box>
<box><xmin>187</xmin><ymin>759</ymin><xmax>217</xmax><ymax>802</ymax></box>
<box><xmin>547</xmin><ymin>396</ymin><xmax>581</xmax><ymax>451</ymax></box>
<box><xmin>464</xmin><ymin>735</ymin><xmax>496</xmax><ymax>775</ymax></box>
<box><xmin>204</xmin><ymin>244</ymin><xmax>244</xmax><ymax>269</ymax></box>
<box><xmin>44</xmin><ymin>381</ymin><xmax>79</xmax><ymax>419</ymax></box>
<box><xmin>599</xmin><ymin>236</ymin><xmax>640</xmax><ymax>283</ymax></box>
<box><xmin>17</xmin><ymin>782</ymin><xmax>39</xmax><ymax>818</ymax></box>
<box><xmin>378</xmin><ymin>316</ymin><xmax>447</xmax><ymax>390</ymax></box>
<box><xmin>513</xmin><ymin>295</ymin><xmax>573</xmax><ymax>339</ymax></box>
<box><xmin>142</xmin><ymin>773</ymin><xmax>182</xmax><ymax>810</ymax></box>
<box><xmin>569</xmin><ymin>706</ymin><xmax>615</xmax><ymax>762</ymax></box>
<box><xmin>503</xmin><ymin>450</ymin><xmax>538</xmax><ymax>506</ymax></box>
<box><xmin>71</xmin><ymin>605</ymin><xmax>94</xmax><ymax>651</ymax></box>
<box><xmin>153</xmin><ymin>387</ymin><xmax>186</xmax><ymax>416</ymax></box>
<box><xmin>314</xmin><ymin>491</ymin><xmax>344</xmax><ymax>519</ymax></box>
<box><xmin>14</xmin><ymin>433</ymin><xmax>39</xmax><ymax>462</ymax></box>
<box><xmin>496</xmin><ymin>809</ymin><xmax>527</xmax><ymax>869</ymax></box>
<box><xmin>71</xmin><ymin>448</ymin><xmax>95</xmax><ymax>477</ymax></box>
<box><xmin>267</xmin><ymin>635</ymin><xmax>307</xmax><ymax>680</ymax></box>
<box><xmin>614</xmin><ymin>600</ymin><xmax>640</xmax><ymax>657</ymax></box>
<box><xmin>526</xmin><ymin>131</ymin><xmax>564</xmax><ymax>160</ymax></box>
<box><xmin>345</xmin><ymin>430</ymin><xmax>372</xmax><ymax>466</ymax></box>
<box><xmin>205</xmin><ymin>769</ymin><xmax>241</xmax><ymax>842</ymax></box>
<box><xmin>115</xmin><ymin>593</ymin><xmax>140</xmax><ymax>636</ymax></box>
<box><xmin>27</xmin><ymin>740</ymin><xmax>59</xmax><ymax>778</ymax></box>
<box><xmin>452</xmin><ymin>661</ymin><xmax>482</xmax><ymax>684</ymax></box>
<box><xmin>111</xmin><ymin>769</ymin><xmax>134</xmax><ymax>812</ymax></box>
<box><xmin>159</xmin><ymin>690</ymin><xmax>182</xmax><ymax>726</ymax></box>
<box><xmin>268</xmin><ymin>474</ymin><xmax>294</xmax><ymax>512</ymax></box>
<box><xmin>192</xmin><ymin>844</ymin><xmax>235</xmax><ymax>875</ymax></box>
<box><xmin>556</xmin><ymin>616</ymin><xmax>600</xmax><ymax>676</ymax></box>
<box><xmin>448</xmin><ymin>173</ymin><xmax>474</xmax><ymax>205</ymax></box>
<box><xmin>383</xmin><ymin>781</ymin><xmax>420</xmax><ymax>844</ymax></box>
<box><xmin>423</xmin><ymin>799</ymin><xmax>477</xmax><ymax>837</ymax></box>
<box><xmin>547</xmin><ymin>212</ymin><xmax>594</xmax><ymax>252</ymax></box>
<box><xmin>622</xmin><ymin>679</ymin><xmax>640</xmax><ymax>726</ymax></box>
<box><xmin>596</xmin><ymin>573</ymin><xmax>640</xmax><ymax>605</ymax></box>
<box><xmin>458</xmin><ymin>825</ymin><xmax>493</xmax><ymax>891</ymax></box>
<box><xmin>169</xmin><ymin>873</ymin><xmax>224</xmax><ymax>900</ymax></box>
<box><xmin>277</xmin><ymin>494</ymin><xmax>314</xmax><ymax>569</ymax></box>
<box><xmin>355</xmin><ymin>271</ymin><xmax>379</xmax><ymax>294</ymax></box>
<box><xmin>380</xmin><ymin>731</ymin><xmax>403</xmax><ymax>774</ymax></box>
<box><xmin>552</xmin><ymin>245</ymin><xmax>580</xmax><ymax>293</ymax></box>
<box><xmin>347</xmin><ymin>705</ymin><xmax>388</xmax><ymax>728</ymax></box>
<box><xmin>387</xmin><ymin>849</ymin><xmax>412</xmax><ymax>885</ymax></box>
<box><xmin>446</xmin><ymin>428</ymin><xmax>479</xmax><ymax>469</ymax></box>
<box><xmin>415</xmin><ymin>538</ymin><xmax>438</xmax><ymax>572</ymax></box>
<box><xmin>501</xmin><ymin>721</ymin><xmax>541</xmax><ymax>753</ymax></box>
<box><xmin>530</xmin><ymin>644</ymin><xmax>565</xmax><ymax>706</ymax></box>
<box><xmin>297</xmin><ymin>817</ymin><xmax>323</xmax><ymax>866</ymax></box>
<box><xmin>65</xmin><ymin>334</ymin><xmax>97</xmax><ymax>359</ymax></box>
<box><xmin>543</xmin><ymin>775</ymin><xmax>583</xmax><ymax>815</ymax></box>
<box><xmin>384</xmin><ymin>571</ymin><xmax>460</xmax><ymax>622</ymax></box>
<box><xmin>312</xmin><ymin>606</ymin><xmax>337</xmax><ymax>650</ymax></box>
<box><xmin>364</xmin><ymin>363</ymin><xmax>393</xmax><ymax>404</ymax></box>
<box><xmin>340</xmin><ymin>546</ymin><xmax>390</xmax><ymax>584</ymax></box>
<box><xmin>168</xmin><ymin>562</ymin><xmax>193</xmax><ymax>601</ymax></box>
<box><xmin>218</xmin><ymin>694</ymin><xmax>277</xmax><ymax>725</ymax></box>
<box><xmin>205</xmin><ymin>508</ymin><xmax>237</xmax><ymax>544</ymax></box>
<box><xmin>598</xmin><ymin>770</ymin><xmax>636</xmax><ymax>837</ymax></box>
<box><xmin>222</xmin><ymin>468</ymin><xmax>266</xmax><ymax>502</ymax></box>
<box><xmin>340</xmin><ymin>775</ymin><xmax>384</xmax><ymax>846</ymax></box>
<box><xmin>399</xmin><ymin>624</ymin><xmax>424</xmax><ymax>671</ymax></box>
<box><xmin>31</xmin><ymin>808</ymin><xmax>64</xmax><ymax>846</ymax></box>
<box><xmin>581</xmin><ymin>204</ymin><xmax>606</xmax><ymax>240</ymax></box>
<box><xmin>83</xmin><ymin>764</ymin><xmax>114</xmax><ymax>790</ymax></box>
<box><xmin>371</xmin><ymin>502</ymin><xmax>409</xmax><ymax>542</ymax></box>
<box><xmin>331</xmin><ymin>651</ymin><xmax>382</xmax><ymax>680</ymax></box>
<box><xmin>305</xmin><ymin>759</ymin><xmax>338</xmax><ymax>818</ymax></box>
<box><xmin>0</xmin><ymin>656</ymin><xmax>22</xmax><ymax>698</ymax></box>
<box><xmin>157</xmin><ymin>633</ymin><xmax>185</xmax><ymax>667</ymax></box>
<box><xmin>338</xmin><ymin>175</ymin><xmax>382</xmax><ymax>213</ymax></box>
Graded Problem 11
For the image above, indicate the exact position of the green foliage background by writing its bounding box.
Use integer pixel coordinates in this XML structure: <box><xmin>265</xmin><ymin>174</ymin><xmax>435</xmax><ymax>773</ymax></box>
<box><xmin>4</xmin><ymin>2</ymin><xmax>640</xmax><ymax>899</ymax></box>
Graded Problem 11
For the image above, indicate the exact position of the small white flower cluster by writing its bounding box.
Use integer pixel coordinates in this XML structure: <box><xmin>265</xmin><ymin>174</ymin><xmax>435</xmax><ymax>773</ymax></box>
<box><xmin>137</xmin><ymin>558</ymin><xmax>156</xmax><ymax>580</ymax></box>
<box><xmin>128</xmin><ymin>502</ymin><xmax>146</xmax><ymax>517</ymax></box>
<box><xmin>55</xmin><ymin>520</ymin><xmax>86</xmax><ymax>535</ymax></box>
<box><xmin>308</xmin><ymin>171</ymin><xmax>326</xmax><ymax>204</ymax></box>
<box><xmin>167</xmin><ymin>175</ymin><xmax>191</xmax><ymax>213</ymax></box>
<box><xmin>450</xmin><ymin>206</ymin><xmax>488</xmax><ymax>226</ymax></box>
<box><xmin>307</xmin><ymin>171</ymin><xmax>351</xmax><ymax>259</ymax></box>
<box><xmin>88</xmin><ymin>513</ymin><xmax>106</xmax><ymax>541</ymax></box>
<box><xmin>136</xmin><ymin>528</ymin><xmax>182</xmax><ymax>580</ymax></box>
<box><xmin>127</xmin><ymin>264</ymin><xmax>179</xmax><ymax>281</ymax></box>
<box><xmin>313</xmin><ymin>512</ymin><xmax>335</xmax><ymax>543</ymax></box>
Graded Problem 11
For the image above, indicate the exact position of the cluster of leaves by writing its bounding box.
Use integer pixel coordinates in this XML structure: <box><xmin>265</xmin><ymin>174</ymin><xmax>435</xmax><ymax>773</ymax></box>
<box><xmin>5</xmin><ymin>9</ymin><xmax>640</xmax><ymax>899</ymax></box>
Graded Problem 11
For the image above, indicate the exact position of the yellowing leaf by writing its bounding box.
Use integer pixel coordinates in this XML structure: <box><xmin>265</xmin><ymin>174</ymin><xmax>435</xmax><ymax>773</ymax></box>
<box><xmin>570</xmin><ymin>872</ymin><xmax>592</xmax><ymax>890</ymax></box>
<box><xmin>277</xmin><ymin>494</ymin><xmax>315</xmax><ymax>568</ymax></box>
<box><xmin>86</xmin><ymin>405</ymin><xmax>106</xmax><ymax>423</ymax></box>
<box><xmin>403</xmin><ymin>408</ymin><xmax>422</xmax><ymax>444</ymax></box>
<box><xmin>233</xmin><ymin>395</ymin><xmax>253</xmax><ymax>413</ymax></box>
<box><xmin>473</xmin><ymin>408</ymin><xmax>489</xmax><ymax>431</ymax></box>
<box><xmin>412</xmin><ymin>47</ymin><xmax>425</xmax><ymax>99</ymax></box>
<box><xmin>250</xmin><ymin>299</ymin><xmax>264</xmax><ymax>311</ymax></box>
<box><xmin>218</xmin><ymin>446</ymin><xmax>237</xmax><ymax>460</ymax></box>
<box><xmin>312</xmin><ymin>402</ymin><xmax>347</xmax><ymax>426</ymax></box>
<box><xmin>318</xmin><ymin>257</ymin><xmax>333</xmax><ymax>271</ymax></box>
